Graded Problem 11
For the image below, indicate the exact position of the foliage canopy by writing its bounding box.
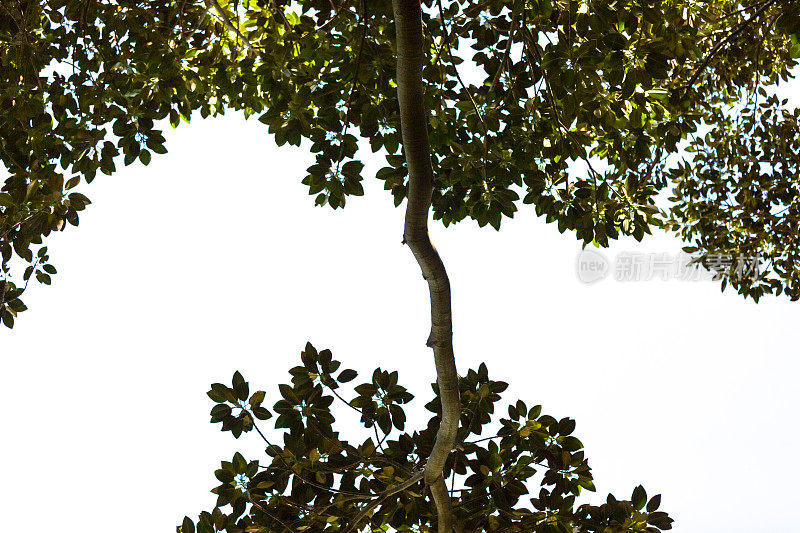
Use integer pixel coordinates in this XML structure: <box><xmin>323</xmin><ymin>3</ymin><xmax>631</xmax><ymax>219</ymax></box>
<box><xmin>1</xmin><ymin>0</ymin><xmax>798</xmax><ymax>531</ymax></box>
<box><xmin>1</xmin><ymin>0</ymin><xmax>799</xmax><ymax>325</ymax></box>
<box><xmin>182</xmin><ymin>343</ymin><xmax>673</xmax><ymax>533</ymax></box>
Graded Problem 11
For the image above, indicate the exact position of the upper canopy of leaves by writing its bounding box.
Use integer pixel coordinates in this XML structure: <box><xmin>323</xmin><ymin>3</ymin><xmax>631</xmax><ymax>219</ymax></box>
<box><xmin>1</xmin><ymin>0</ymin><xmax>799</xmax><ymax>325</ymax></box>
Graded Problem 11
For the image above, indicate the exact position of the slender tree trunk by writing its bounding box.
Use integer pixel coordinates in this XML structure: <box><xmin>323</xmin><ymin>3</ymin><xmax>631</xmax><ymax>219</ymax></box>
<box><xmin>391</xmin><ymin>1</ymin><xmax>460</xmax><ymax>531</ymax></box>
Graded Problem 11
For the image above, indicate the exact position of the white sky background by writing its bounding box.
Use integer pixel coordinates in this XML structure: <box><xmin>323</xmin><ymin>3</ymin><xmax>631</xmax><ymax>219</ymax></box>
<box><xmin>2</xmin><ymin>83</ymin><xmax>799</xmax><ymax>531</ymax></box>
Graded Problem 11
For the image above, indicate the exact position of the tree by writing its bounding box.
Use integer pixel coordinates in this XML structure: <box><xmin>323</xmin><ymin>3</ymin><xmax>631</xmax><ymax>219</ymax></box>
<box><xmin>1</xmin><ymin>0</ymin><xmax>797</xmax><ymax>531</ymax></box>
<box><xmin>187</xmin><ymin>347</ymin><xmax>671</xmax><ymax>532</ymax></box>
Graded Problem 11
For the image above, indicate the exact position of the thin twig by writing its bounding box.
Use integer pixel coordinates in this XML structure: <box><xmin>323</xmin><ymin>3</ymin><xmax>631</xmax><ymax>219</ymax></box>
<box><xmin>203</xmin><ymin>0</ymin><xmax>258</xmax><ymax>57</ymax></box>
<box><xmin>22</xmin><ymin>258</ymin><xmax>39</xmax><ymax>292</ymax></box>
<box><xmin>0</xmin><ymin>212</ymin><xmax>37</xmax><ymax>242</ymax></box>
<box><xmin>0</xmin><ymin>277</ymin><xmax>7</xmax><ymax>309</ymax></box>
<box><xmin>521</xmin><ymin>26</ymin><xmax>568</xmax><ymax>192</ymax></box>
<box><xmin>684</xmin><ymin>0</ymin><xmax>777</xmax><ymax>92</ymax></box>
<box><xmin>0</xmin><ymin>142</ymin><xmax>25</xmax><ymax>172</ymax></box>
<box><xmin>335</xmin><ymin>0</ymin><xmax>368</xmax><ymax>170</ymax></box>
<box><xmin>328</xmin><ymin>383</ymin><xmax>362</xmax><ymax>414</ymax></box>
<box><xmin>488</xmin><ymin>10</ymin><xmax>519</xmax><ymax>96</ymax></box>
<box><xmin>269</xmin><ymin>0</ymin><xmax>293</xmax><ymax>33</ymax></box>
<box><xmin>436</xmin><ymin>0</ymin><xmax>486</xmax><ymax>135</ymax></box>
<box><xmin>341</xmin><ymin>469</ymin><xmax>425</xmax><ymax>533</ymax></box>
<box><xmin>373</xmin><ymin>424</ymin><xmax>388</xmax><ymax>454</ymax></box>
<box><xmin>713</xmin><ymin>0</ymin><xmax>773</xmax><ymax>23</ymax></box>
<box><xmin>247</xmin><ymin>494</ymin><xmax>296</xmax><ymax>533</ymax></box>
<box><xmin>300</xmin><ymin>2</ymin><xmax>357</xmax><ymax>37</ymax></box>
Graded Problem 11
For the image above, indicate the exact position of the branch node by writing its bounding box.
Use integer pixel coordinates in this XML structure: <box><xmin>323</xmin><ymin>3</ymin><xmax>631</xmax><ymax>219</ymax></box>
<box><xmin>426</xmin><ymin>333</ymin><xmax>435</xmax><ymax>348</ymax></box>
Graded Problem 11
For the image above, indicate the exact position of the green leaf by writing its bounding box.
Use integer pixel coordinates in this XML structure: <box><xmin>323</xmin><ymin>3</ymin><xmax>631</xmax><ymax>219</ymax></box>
<box><xmin>252</xmin><ymin>406</ymin><xmax>272</xmax><ymax>420</ymax></box>
<box><xmin>647</xmin><ymin>494</ymin><xmax>662</xmax><ymax>512</ymax></box>
<box><xmin>232</xmin><ymin>452</ymin><xmax>247</xmax><ymax>473</ymax></box>
<box><xmin>338</xmin><ymin>369</ymin><xmax>358</xmax><ymax>383</ymax></box>
<box><xmin>181</xmin><ymin>517</ymin><xmax>195</xmax><ymax>533</ymax></box>
<box><xmin>207</xmin><ymin>388</ymin><xmax>226</xmax><ymax>403</ymax></box>
<box><xmin>561</xmin><ymin>436</ymin><xmax>583</xmax><ymax>451</ymax></box>
<box><xmin>632</xmin><ymin>484</ymin><xmax>647</xmax><ymax>510</ymax></box>
<box><xmin>249</xmin><ymin>390</ymin><xmax>266</xmax><ymax>407</ymax></box>
<box><xmin>210</xmin><ymin>404</ymin><xmax>232</xmax><ymax>422</ymax></box>
<box><xmin>1</xmin><ymin>308</ymin><xmax>14</xmax><ymax>328</ymax></box>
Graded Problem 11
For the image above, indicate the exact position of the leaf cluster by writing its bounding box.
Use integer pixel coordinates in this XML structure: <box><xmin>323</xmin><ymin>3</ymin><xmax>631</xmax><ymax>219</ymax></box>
<box><xmin>2</xmin><ymin>0</ymin><xmax>798</xmax><ymax>310</ymax></box>
<box><xmin>181</xmin><ymin>343</ymin><xmax>674</xmax><ymax>532</ymax></box>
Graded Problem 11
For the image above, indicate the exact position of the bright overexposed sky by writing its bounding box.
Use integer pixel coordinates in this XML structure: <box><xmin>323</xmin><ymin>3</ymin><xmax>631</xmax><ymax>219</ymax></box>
<box><xmin>1</xmin><ymin>86</ymin><xmax>799</xmax><ymax>531</ymax></box>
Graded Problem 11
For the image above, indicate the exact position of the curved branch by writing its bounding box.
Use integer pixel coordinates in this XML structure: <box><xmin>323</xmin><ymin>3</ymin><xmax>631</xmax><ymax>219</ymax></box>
<box><xmin>392</xmin><ymin>1</ymin><xmax>460</xmax><ymax>531</ymax></box>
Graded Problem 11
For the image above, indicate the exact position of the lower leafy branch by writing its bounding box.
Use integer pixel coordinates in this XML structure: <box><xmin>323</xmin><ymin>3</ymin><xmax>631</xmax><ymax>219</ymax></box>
<box><xmin>180</xmin><ymin>343</ymin><xmax>673</xmax><ymax>533</ymax></box>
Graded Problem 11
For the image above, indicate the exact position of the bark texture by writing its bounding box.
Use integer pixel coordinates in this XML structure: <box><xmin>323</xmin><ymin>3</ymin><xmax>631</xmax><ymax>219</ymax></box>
<box><xmin>391</xmin><ymin>1</ymin><xmax>460</xmax><ymax>531</ymax></box>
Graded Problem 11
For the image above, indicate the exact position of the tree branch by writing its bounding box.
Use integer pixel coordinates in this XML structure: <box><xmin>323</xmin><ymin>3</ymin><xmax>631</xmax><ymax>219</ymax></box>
<box><xmin>247</xmin><ymin>494</ymin><xmax>296</xmax><ymax>533</ymax></box>
<box><xmin>335</xmin><ymin>0</ymin><xmax>368</xmax><ymax>170</ymax></box>
<box><xmin>392</xmin><ymin>1</ymin><xmax>460</xmax><ymax>531</ymax></box>
<box><xmin>685</xmin><ymin>0</ymin><xmax>777</xmax><ymax>91</ymax></box>
<box><xmin>488</xmin><ymin>10</ymin><xmax>519</xmax><ymax>96</ymax></box>
<box><xmin>342</xmin><ymin>469</ymin><xmax>425</xmax><ymax>533</ymax></box>
<box><xmin>203</xmin><ymin>0</ymin><xmax>257</xmax><ymax>58</ymax></box>
<box><xmin>436</xmin><ymin>0</ymin><xmax>486</xmax><ymax>136</ymax></box>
